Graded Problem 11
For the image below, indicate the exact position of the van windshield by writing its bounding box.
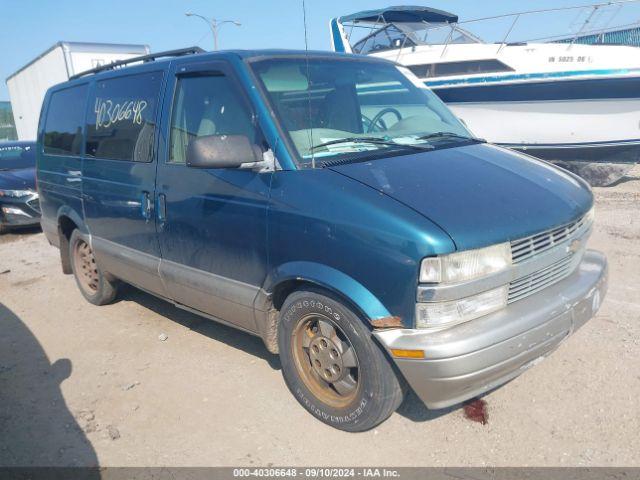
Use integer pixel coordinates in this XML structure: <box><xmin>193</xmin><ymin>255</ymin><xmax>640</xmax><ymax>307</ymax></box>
<box><xmin>250</xmin><ymin>57</ymin><xmax>472</xmax><ymax>167</ymax></box>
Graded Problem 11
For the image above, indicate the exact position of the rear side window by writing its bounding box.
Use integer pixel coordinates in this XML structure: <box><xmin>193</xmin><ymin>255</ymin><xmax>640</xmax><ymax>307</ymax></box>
<box><xmin>86</xmin><ymin>71</ymin><xmax>163</xmax><ymax>162</ymax></box>
<box><xmin>43</xmin><ymin>85</ymin><xmax>88</xmax><ymax>156</ymax></box>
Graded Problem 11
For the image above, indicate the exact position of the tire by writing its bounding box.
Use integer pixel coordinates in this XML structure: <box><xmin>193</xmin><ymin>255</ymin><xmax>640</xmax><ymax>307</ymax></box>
<box><xmin>69</xmin><ymin>229</ymin><xmax>118</xmax><ymax>305</ymax></box>
<box><xmin>278</xmin><ymin>289</ymin><xmax>404</xmax><ymax>432</ymax></box>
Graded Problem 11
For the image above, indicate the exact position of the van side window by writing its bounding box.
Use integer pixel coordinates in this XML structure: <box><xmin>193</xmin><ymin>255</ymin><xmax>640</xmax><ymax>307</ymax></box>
<box><xmin>43</xmin><ymin>85</ymin><xmax>88</xmax><ymax>156</ymax></box>
<box><xmin>85</xmin><ymin>71</ymin><xmax>163</xmax><ymax>162</ymax></box>
<box><xmin>169</xmin><ymin>74</ymin><xmax>257</xmax><ymax>164</ymax></box>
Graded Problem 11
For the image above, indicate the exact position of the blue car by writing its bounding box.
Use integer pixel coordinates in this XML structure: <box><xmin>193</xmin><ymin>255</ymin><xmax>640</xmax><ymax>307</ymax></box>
<box><xmin>36</xmin><ymin>48</ymin><xmax>608</xmax><ymax>431</ymax></box>
<box><xmin>0</xmin><ymin>141</ymin><xmax>40</xmax><ymax>233</ymax></box>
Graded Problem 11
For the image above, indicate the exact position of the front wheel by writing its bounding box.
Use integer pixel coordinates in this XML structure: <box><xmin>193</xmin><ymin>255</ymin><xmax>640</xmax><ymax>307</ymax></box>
<box><xmin>278</xmin><ymin>289</ymin><xmax>404</xmax><ymax>432</ymax></box>
<box><xmin>69</xmin><ymin>229</ymin><xmax>118</xmax><ymax>305</ymax></box>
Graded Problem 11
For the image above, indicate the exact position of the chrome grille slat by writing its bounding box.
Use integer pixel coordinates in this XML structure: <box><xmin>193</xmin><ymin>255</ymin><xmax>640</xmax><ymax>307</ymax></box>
<box><xmin>507</xmin><ymin>212</ymin><xmax>591</xmax><ymax>303</ymax></box>
<box><xmin>510</xmin><ymin>215</ymin><xmax>587</xmax><ymax>264</ymax></box>
<box><xmin>508</xmin><ymin>265</ymin><xmax>574</xmax><ymax>303</ymax></box>
<box><xmin>508</xmin><ymin>261</ymin><xmax>573</xmax><ymax>298</ymax></box>
<box><xmin>510</xmin><ymin>259</ymin><xmax>572</xmax><ymax>291</ymax></box>
<box><xmin>509</xmin><ymin>256</ymin><xmax>573</xmax><ymax>292</ymax></box>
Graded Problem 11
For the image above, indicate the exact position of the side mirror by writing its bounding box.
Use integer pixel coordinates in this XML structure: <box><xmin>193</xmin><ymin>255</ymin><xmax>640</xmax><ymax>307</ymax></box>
<box><xmin>186</xmin><ymin>134</ymin><xmax>261</xmax><ymax>169</ymax></box>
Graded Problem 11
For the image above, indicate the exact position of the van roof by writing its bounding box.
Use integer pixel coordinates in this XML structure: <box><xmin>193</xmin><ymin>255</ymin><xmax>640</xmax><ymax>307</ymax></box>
<box><xmin>66</xmin><ymin>47</ymin><xmax>390</xmax><ymax>81</ymax></box>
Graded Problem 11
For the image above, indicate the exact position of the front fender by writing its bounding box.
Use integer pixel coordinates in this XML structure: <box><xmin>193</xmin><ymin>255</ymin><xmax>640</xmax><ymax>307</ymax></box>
<box><xmin>262</xmin><ymin>261</ymin><xmax>392</xmax><ymax>324</ymax></box>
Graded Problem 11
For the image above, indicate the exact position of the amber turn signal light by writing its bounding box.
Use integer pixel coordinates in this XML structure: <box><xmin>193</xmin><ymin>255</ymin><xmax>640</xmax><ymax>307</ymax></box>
<box><xmin>390</xmin><ymin>348</ymin><xmax>425</xmax><ymax>359</ymax></box>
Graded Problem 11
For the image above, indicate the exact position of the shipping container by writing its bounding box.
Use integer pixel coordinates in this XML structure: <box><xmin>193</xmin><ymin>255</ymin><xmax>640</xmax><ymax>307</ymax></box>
<box><xmin>6</xmin><ymin>42</ymin><xmax>149</xmax><ymax>140</ymax></box>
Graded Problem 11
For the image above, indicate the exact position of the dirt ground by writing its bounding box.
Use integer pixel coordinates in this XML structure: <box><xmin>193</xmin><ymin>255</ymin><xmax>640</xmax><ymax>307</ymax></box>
<box><xmin>0</xmin><ymin>168</ymin><xmax>639</xmax><ymax>467</ymax></box>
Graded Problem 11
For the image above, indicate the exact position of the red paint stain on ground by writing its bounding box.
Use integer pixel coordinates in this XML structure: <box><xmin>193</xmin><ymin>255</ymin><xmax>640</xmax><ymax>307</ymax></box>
<box><xmin>463</xmin><ymin>398</ymin><xmax>488</xmax><ymax>425</ymax></box>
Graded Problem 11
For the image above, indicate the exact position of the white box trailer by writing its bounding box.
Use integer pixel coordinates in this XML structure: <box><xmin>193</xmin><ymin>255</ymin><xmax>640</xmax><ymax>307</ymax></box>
<box><xmin>6</xmin><ymin>42</ymin><xmax>150</xmax><ymax>140</ymax></box>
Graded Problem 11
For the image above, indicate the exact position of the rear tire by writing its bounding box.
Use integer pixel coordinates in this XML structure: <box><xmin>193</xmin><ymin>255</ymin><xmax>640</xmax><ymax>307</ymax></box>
<box><xmin>69</xmin><ymin>229</ymin><xmax>117</xmax><ymax>305</ymax></box>
<box><xmin>278</xmin><ymin>289</ymin><xmax>404</xmax><ymax>432</ymax></box>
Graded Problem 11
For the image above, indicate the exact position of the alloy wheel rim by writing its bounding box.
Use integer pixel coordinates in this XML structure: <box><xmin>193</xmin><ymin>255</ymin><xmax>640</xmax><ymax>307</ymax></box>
<box><xmin>291</xmin><ymin>314</ymin><xmax>360</xmax><ymax>408</ymax></box>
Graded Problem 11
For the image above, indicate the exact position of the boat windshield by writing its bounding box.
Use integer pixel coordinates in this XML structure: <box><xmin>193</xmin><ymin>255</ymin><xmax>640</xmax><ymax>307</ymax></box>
<box><xmin>250</xmin><ymin>57</ymin><xmax>473</xmax><ymax>168</ymax></box>
<box><xmin>351</xmin><ymin>22</ymin><xmax>483</xmax><ymax>54</ymax></box>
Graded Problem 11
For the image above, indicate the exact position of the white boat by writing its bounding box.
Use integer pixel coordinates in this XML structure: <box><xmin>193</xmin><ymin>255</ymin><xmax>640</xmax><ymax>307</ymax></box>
<box><xmin>330</xmin><ymin>3</ymin><xmax>640</xmax><ymax>185</ymax></box>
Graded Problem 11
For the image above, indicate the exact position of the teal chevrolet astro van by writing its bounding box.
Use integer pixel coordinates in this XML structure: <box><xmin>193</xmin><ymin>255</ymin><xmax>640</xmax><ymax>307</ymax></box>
<box><xmin>36</xmin><ymin>48</ymin><xmax>608</xmax><ymax>431</ymax></box>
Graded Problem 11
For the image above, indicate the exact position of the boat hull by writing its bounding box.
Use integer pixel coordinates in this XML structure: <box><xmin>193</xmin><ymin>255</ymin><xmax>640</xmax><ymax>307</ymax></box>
<box><xmin>430</xmin><ymin>74</ymin><xmax>640</xmax><ymax>185</ymax></box>
<box><xmin>505</xmin><ymin>139</ymin><xmax>640</xmax><ymax>164</ymax></box>
<box><xmin>508</xmin><ymin>141</ymin><xmax>638</xmax><ymax>186</ymax></box>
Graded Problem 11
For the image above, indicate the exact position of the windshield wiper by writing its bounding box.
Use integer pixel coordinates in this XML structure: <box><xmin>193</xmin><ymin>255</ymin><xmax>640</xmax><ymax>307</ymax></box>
<box><xmin>310</xmin><ymin>137</ymin><xmax>433</xmax><ymax>152</ymax></box>
<box><xmin>417</xmin><ymin>131</ymin><xmax>485</xmax><ymax>143</ymax></box>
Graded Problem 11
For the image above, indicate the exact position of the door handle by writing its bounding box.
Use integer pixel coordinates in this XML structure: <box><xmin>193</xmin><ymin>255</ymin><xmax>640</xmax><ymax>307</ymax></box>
<box><xmin>157</xmin><ymin>193</ymin><xmax>167</xmax><ymax>222</ymax></box>
<box><xmin>67</xmin><ymin>170</ymin><xmax>82</xmax><ymax>183</ymax></box>
<box><xmin>141</xmin><ymin>191</ymin><xmax>152</xmax><ymax>220</ymax></box>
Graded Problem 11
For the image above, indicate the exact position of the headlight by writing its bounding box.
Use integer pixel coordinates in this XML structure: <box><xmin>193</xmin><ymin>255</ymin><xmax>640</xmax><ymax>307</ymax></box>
<box><xmin>1</xmin><ymin>205</ymin><xmax>30</xmax><ymax>216</ymax></box>
<box><xmin>0</xmin><ymin>189</ymin><xmax>32</xmax><ymax>198</ymax></box>
<box><xmin>420</xmin><ymin>242</ymin><xmax>512</xmax><ymax>284</ymax></box>
<box><xmin>416</xmin><ymin>285</ymin><xmax>508</xmax><ymax>329</ymax></box>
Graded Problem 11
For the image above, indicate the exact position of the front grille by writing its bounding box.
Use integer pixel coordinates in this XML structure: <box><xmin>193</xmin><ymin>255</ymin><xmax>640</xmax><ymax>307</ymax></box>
<box><xmin>510</xmin><ymin>214</ymin><xmax>590</xmax><ymax>264</ymax></box>
<box><xmin>508</xmin><ymin>254</ymin><xmax>576</xmax><ymax>303</ymax></box>
<box><xmin>27</xmin><ymin>198</ymin><xmax>40</xmax><ymax>214</ymax></box>
<box><xmin>507</xmin><ymin>213</ymin><xmax>592</xmax><ymax>303</ymax></box>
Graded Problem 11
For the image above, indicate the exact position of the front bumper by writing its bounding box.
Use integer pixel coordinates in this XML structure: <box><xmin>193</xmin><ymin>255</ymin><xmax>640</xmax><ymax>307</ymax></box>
<box><xmin>374</xmin><ymin>250</ymin><xmax>608</xmax><ymax>409</ymax></box>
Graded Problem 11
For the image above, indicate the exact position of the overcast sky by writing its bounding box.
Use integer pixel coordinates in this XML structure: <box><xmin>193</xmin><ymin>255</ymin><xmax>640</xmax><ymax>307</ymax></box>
<box><xmin>2</xmin><ymin>0</ymin><xmax>640</xmax><ymax>100</ymax></box>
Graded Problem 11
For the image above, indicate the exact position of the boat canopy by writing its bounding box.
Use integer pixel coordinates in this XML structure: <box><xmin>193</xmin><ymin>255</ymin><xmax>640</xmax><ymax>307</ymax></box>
<box><xmin>331</xmin><ymin>6</ymin><xmax>475</xmax><ymax>54</ymax></box>
<box><xmin>339</xmin><ymin>6</ymin><xmax>458</xmax><ymax>25</ymax></box>
<box><xmin>331</xmin><ymin>1</ymin><xmax>640</xmax><ymax>55</ymax></box>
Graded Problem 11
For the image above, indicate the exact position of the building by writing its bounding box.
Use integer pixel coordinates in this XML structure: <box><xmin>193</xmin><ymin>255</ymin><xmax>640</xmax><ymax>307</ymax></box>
<box><xmin>6</xmin><ymin>42</ymin><xmax>150</xmax><ymax>140</ymax></box>
<box><xmin>0</xmin><ymin>101</ymin><xmax>17</xmax><ymax>141</ymax></box>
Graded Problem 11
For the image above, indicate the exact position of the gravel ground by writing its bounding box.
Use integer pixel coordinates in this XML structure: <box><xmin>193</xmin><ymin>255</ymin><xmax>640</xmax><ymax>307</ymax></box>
<box><xmin>0</xmin><ymin>168</ymin><xmax>638</xmax><ymax>467</ymax></box>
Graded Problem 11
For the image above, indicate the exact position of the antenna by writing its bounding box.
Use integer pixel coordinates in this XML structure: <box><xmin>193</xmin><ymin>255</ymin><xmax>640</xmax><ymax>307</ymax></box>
<box><xmin>302</xmin><ymin>0</ymin><xmax>315</xmax><ymax>168</ymax></box>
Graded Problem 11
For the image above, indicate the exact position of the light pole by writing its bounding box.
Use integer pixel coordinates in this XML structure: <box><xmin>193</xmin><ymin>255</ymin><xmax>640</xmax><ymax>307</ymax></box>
<box><xmin>185</xmin><ymin>12</ymin><xmax>241</xmax><ymax>51</ymax></box>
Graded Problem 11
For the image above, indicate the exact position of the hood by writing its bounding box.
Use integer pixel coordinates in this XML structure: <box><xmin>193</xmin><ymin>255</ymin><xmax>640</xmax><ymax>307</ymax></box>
<box><xmin>329</xmin><ymin>143</ymin><xmax>593</xmax><ymax>251</ymax></box>
<box><xmin>0</xmin><ymin>168</ymin><xmax>36</xmax><ymax>191</ymax></box>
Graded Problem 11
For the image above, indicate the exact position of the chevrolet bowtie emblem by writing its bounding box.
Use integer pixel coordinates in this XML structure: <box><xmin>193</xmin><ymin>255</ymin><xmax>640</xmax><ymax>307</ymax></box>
<box><xmin>567</xmin><ymin>238</ymin><xmax>581</xmax><ymax>254</ymax></box>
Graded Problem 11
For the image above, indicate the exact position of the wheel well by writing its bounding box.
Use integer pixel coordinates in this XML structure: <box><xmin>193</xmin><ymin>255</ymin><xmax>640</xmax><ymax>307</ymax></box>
<box><xmin>271</xmin><ymin>279</ymin><xmax>307</xmax><ymax>311</ymax></box>
<box><xmin>58</xmin><ymin>216</ymin><xmax>78</xmax><ymax>274</ymax></box>
<box><xmin>271</xmin><ymin>279</ymin><xmax>372</xmax><ymax>328</ymax></box>
<box><xmin>59</xmin><ymin>216</ymin><xmax>77</xmax><ymax>240</ymax></box>
<box><xmin>262</xmin><ymin>279</ymin><xmax>374</xmax><ymax>355</ymax></box>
